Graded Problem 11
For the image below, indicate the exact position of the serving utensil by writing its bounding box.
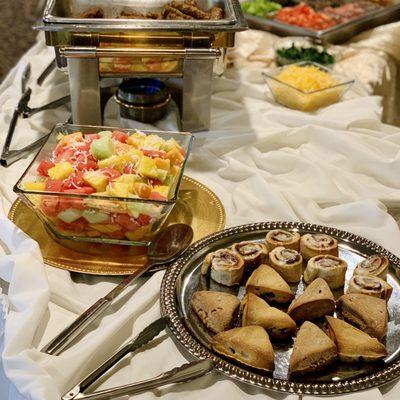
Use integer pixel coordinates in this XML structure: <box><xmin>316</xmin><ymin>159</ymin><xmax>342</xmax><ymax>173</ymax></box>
<box><xmin>63</xmin><ymin>316</ymin><xmax>214</xmax><ymax>400</ymax></box>
<box><xmin>41</xmin><ymin>223</ymin><xmax>194</xmax><ymax>356</ymax></box>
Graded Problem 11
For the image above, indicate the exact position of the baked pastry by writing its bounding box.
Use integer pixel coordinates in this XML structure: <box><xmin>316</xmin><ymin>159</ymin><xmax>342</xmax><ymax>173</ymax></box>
<box><xmin>353</xmin><ymin>254</ymin><xmax>389</xmax><ymax>281</ymax></box>
<box><xmin>190</xmin><ymin>291</ymin><xmax>240</xmax><ymax>334</ymax></box>
<box><xmin>300</xmin><ymin>233</ymin><xmax>338</xmax><ymax>261</ymax></box>
<box><xmin>337</xmin><ymin>293</ymin><xmax>387</xmax><ymax>342</ymax></box>
<box><xmin>266</xmin><ymin>229</ymin><xmax>301</xmax><ymax>252</ymax></box>
<box><xmin>246</xmin><ymin>264</ymin><xmax>294</xmax><ymax>304</ymax></box>
<box><xmin>268</xmin><ymin>246</ymin><xmax>303</xmax><ymax>283</ymax></box>
<box><xmin>231</xmin><ymin>241</ymin><xmax>267</xmax><ymax>270</ymax></box>
<box><xmin>326</xmin><ymin>316</ymin><xmax>387</xmax><ymax>362</ymax></box>
<box><xmin>288</xmin><ymin>278</ymin><xmax>335</xmax><ymax>322</ymax></box>
<box><xmin>242</xmin><ymin>293</ymin><xmax>296</xmax><ymax>340</ymax></box>
<box><xmin>211</xmin><ymin>326</ymin><xmax>275</xmax><ymax>372</ymax></box>
<box><xmin>303</xmin><ymin>255</ymin><xmax>347</xmax><ymax>289</ymax></box>
<box><xmin>201</xmin><ymin>248</ymin><xmax>244</xmax><ymax>286</ymax></box>
<box><xmin>348</xmin><ymin>275</ymin><xmax>392</xmax><ymax>302</ymax></box>
<box><xmin>289</xmin><ymin>321</ymin><xmax>337</xmax><ymax>376</ymax></box>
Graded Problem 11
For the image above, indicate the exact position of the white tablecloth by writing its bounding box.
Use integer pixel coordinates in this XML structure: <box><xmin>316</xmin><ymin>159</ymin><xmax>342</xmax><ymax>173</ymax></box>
<box><xmin>1</xmin><ymin>30</ymin><xmax>400</xmax><ymax>400</ymax></box>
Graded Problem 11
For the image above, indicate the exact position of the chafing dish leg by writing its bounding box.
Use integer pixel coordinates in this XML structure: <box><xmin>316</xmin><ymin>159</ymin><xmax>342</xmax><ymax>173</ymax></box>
<box><xmin>68</xmin><ymin>58</ymin><xmax>101</xmax><ymax>125</ymax></box>
<box><xmin>181</xmin><ymin>58</ymin><xmax>213</xmax><ymax>132</ymax></box>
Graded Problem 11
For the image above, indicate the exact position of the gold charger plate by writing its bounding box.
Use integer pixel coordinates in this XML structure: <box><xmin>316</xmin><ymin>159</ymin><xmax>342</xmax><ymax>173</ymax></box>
<box><xmin>8</xmin><ymin>176</ymin><xmax>225</xmax><ymax>275</ymax></box>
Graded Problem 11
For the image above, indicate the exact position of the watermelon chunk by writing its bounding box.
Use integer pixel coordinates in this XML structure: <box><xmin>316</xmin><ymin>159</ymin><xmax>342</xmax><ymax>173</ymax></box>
<box><xmin>37</xmin><ymin>160</ymin><xmax>55</xmax><ymax>177</ymax></box>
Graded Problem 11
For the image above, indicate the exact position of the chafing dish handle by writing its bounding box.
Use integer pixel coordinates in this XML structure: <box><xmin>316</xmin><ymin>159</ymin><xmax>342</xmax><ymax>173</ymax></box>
<box><xmin>59</xmin><ymin>47</ymin><xmax>221</xmax><ymax>60</ymax></box>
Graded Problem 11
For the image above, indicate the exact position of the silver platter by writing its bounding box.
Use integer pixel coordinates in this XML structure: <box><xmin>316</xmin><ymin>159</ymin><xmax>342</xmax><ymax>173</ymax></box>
<box><xmin>160</xmin><ymin>221</ymin><xmax>400</xmax><ymax>395</ymax></box>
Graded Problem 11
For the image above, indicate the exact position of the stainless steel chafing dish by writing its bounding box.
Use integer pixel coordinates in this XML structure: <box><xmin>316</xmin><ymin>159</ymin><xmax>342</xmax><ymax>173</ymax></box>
<box><xmin>38</xmin><ymin>0</ymin><xmax>247</xmax><ymax>131</ymax></box>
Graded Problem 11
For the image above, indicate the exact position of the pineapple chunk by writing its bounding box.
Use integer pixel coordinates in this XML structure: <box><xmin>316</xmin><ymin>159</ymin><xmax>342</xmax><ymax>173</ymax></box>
<box><xmin>138</xmin><ymin>156</ymin><xmax>158</xmax><ymax>179</ymax></box>
<box><xmin>98</xmin><ymin>153</ymin><xmax>138</xmax><ymax>172</ymax></box>
<box><xmin>59</xmin><ymin>132</ymin><xmax>84</xmax><ymax>147</ymax></box>
<box><xmin>166</xmin><ymin>148</ymin><xmax>184</xmax><ymax>165</ymax></box>
<box><xmin>154</xmin><ymin>157</ymin><xmax>170</xmax><ymax>171</ymax></box>
<box><xmin>156</xmin><ymin>169</ymin><xmax>168</xmax><ymax>183</ymax></box>
<box><xmin>126</xmin><ymin>132</ymin><xmax>146</xmax><ymax>148</ymax></box>
<box><xmin>23</xmin><ymin>181</ymin><xmax>46</xmax><ymax>191</ymax></box>
<box><xmin>114</xmin><ymin>142</ymin><xmax>131</xmax><ymax>155</ymax></box>
<box><xmin>143</xmin><ymin>134</ymin><xmax>164</xmax><ymax>150</ymax></box>
<box><xmin>83</xmin><ymin>171</ymin><xmax>109</xmax><ymax>192</ymax></box>
<box><xmin>114</xmin><ymin>174</ymin><xmax>137</xmax><ymax>192</ymax></box>
<box><xmin>48</xmin><ymin>161</ymin><xmax>74</xmax><ymax>180</ymax></box>
<box><xmin>107</xmin><ymin>182</ymin><xmax>130</xmax><ymax>198</ymax></box>
<box><xmin>162</xmin><ymin>138</ymin><xmax>180</xmax><ymax>152</ymax></box>
<box><xmin>153</xmin><ymin>185</ymin><xmax>170</xmax><ymax>198</ymax></box>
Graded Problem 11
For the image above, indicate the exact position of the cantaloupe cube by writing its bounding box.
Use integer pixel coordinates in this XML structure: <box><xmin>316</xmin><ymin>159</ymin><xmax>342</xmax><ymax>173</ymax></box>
<box><xmin>166</xmin><ymin>148</ymin><xmax>184</xmax><ymax>165</ymax></box>
<box><xmin>23</xmin><ymin>181</ymin><xmax>46</xmax><ymax>191</ymax></box>
<box><xmin>89</xmin><ymin>223</ymin><xmax>121</xmax><ymax>233</ymax></box>
<box><xmin>59</xmin><ymin>132</ymin><xmax>84</xmax><ymax>147</ymax></box>
<box><xmin>154</xmin><ymin>157</ymin><xmax>170</xmax><ymax>171</ymax></box>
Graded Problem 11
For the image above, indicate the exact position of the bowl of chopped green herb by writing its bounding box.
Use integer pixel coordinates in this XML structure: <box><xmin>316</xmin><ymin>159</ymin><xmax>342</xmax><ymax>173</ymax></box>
<box><xmin>276</xmin><ymin>43</ymin><xmax>336</xmax><ymax>66</ymax></box>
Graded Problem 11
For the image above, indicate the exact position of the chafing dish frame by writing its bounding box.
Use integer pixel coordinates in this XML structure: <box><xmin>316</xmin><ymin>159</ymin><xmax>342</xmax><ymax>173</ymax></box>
<box><xmin>38</xmin><ymin>0</ymin><xmax>247</xmax><ymax>132</ymax></box>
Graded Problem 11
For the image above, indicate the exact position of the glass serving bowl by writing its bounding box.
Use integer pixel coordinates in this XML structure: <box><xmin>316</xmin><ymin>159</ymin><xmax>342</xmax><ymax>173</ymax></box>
<box><xmin>263</xmin><ymin>61</ymin><xmax>354</xmax><ymax>112</ymax></box>
<box><xmin>14</xmin><ymin>124</ymin><xmax>193</xmax><ymax>246</ymax></box>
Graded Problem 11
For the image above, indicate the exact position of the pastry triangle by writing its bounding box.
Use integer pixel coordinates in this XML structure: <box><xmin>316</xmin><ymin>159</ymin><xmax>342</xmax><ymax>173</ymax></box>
<box><xmin>288</xmin><ymin>278</ymin><xmax>335</xmax><ymax>322</ymax></box>
<box><xmin>242</xmin><ymin>293</ymin><xmax>296</xmax><ymax>340</ymax></box>
<box><xmin>289</xmin><ymin>321</ymin><xmax>337</xmax><ymax>376</ymax></box>
<box><xmin>246</xmin><ymin>264</ymin><xmax>294</xmax><ymax>303</ymax></box>
<box><xmin>326</xmin><ymin>316</ymin><xmax>387</xmax><ymax>362</ymax></box>
<box><xmin>211</xmin><ymin>325</ymin><xmax>275</xmax><ymax>372</ymax></box>
<box><xmin>337</xmin><ymin>293</ymin><xmax>388</xmax><ymax>342</ymax></box>
<box><xmin>191</xmin><ymin>291</ymin><xmax>240</xmax><ymax>334</ymax></box>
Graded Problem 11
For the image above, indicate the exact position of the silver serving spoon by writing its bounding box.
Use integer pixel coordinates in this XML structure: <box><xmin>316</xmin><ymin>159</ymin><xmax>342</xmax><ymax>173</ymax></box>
<box><xmin>41</xmin><ymin>223</ymin><xmax>193</xmax><ymax>356</ymax></box>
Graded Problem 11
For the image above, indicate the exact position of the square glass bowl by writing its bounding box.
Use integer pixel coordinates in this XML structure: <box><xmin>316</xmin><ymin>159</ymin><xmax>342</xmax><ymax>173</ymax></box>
<box><xmin>263</xmin><ymin>61</ymin><xmax>354</xmax><ymax>112</ymax></box>
<box><xmin>14</xmin><ymin>124</ymin><xmax>193</xmax><ymax>246</ymax></box>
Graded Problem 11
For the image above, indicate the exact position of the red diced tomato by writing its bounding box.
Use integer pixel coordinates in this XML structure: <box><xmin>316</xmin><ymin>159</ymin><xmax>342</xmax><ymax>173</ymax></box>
<box><xmin>37</xmin><ymin>160</ymin><xmax>55</xmax><ymax>177</ymax></box>
<box><xmin>45</xmin><ymin>179</ymin><xmax>63</xmax><ymax>192</ymax></box>
<box><xmin>148</xmin><ymin>192</ymin><xmax>167</xmax><ymax>201</ymax></box>
<box><xmin>100</xmin><ymin>168</ymin><xmax>121</xmax><ymax>180</ymax></box>
<box><xmin>137</xmin><ymin>214</ymin><xmax>151</xmax><ymax>226</ymax></box>
<box><xmin>115</xmin><ymin>213</ymin><xmax>139</xmax><ymax>231</ymax></box>
<box><xmin>112</xmin><ymin>131</ymin><xmax>128</xmax><ymax>143</ymax></box>
<box><xmin>141</xmin><ymin>149</ymin><xmax>166</xmax><ymax>159</ymax></box>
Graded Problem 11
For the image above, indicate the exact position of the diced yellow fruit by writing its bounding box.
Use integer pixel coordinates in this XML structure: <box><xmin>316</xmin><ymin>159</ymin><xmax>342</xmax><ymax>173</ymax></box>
<box><xmin>138</xmin><ymin>156</ymin><xmax>158</xmax><ymax>179</ymax></box>
<box><xmin>114</xmin><ymin>174</ymin><xmax>136</xmax><ymax>192</ymax></box>
<box><xmin>125</xmin><ymin>225</ymin><xmax>152</xmax><ymax>241</ymax></box>
<box><xmin>107</xmin><ymin>182</ymin><xmax>130</xmax><ymax>198</ymax></box>
<box><xmin>126</xmin><ymin>133</ymin><xmax>146</xmax><ymax>148</ymax></box>
<box><xmin>170</xmin><ymin>165</ymin><xmax>180</xmax><ymax>176</ymax></box>
<box><xmin>166</xmin><ymin>147</ymin><xmax>184</xmax><ymax>165</ymax></box>
<box><xmin>153</xmin><ymin>185</ymin><xmax>170</xmax><ymax>198</ymax></box>
<box><xmin>89</xmin><ymin>223</ymin><xmax>121</xmax><ymax>233</ymax></box>
<box><xmin>162</xmin><ymin>138</ymin><xmax>180</xmax><ymax>152</ymax></box>
<box><xmin>83</xmin><ymin>171</ymin><xmax>109</xmax><ymax>192</ymax></box>
<box><xmin>143</xmin><ymin>134</ymin><xmax>163</xmax><ymax>150</ymax></box>
<box><xmin>59</xmin><ymin>132</ymin><xmax>84</xmax><ymax>147</ymax></box>
<box><xmin>98</xmin><ymin>153</ymin><xmax>139</xmax><ymax>172</ymax></box>
<box><xmin>156</xmin><ymin>169</ymin><xmax>168</xmax><ymax>183</ymax></box>
<box><xmin>23</xmin><ymin>181</ymin><xmax>46</xmax><ymax>191</ymax></box>
<box><xmin>86</xmin><ymin>230</ymin><xmax>101</xmax><ymax>237</ymax></box>
<box><xmin>134</xmin><ymin>182</ymin><xmax>152</xmax><ymax>198</ymax></box>
<box><xmin>48</xmin><ymin>161</ymin><xmax>74</xmax><ymax>180</ymax></box>
<box><xmin>154</xmin><ymin>157</ymin><xmax>170</xmax><ymax>171</ymax></box>
<box><xmin>114</xmin><ymin>142</ymin><xmax>131</xmax><ymax>155</ymax></box>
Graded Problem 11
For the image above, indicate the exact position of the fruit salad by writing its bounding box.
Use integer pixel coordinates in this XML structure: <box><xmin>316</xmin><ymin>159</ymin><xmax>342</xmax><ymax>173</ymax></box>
<box><xmin>17</xmin><ymin>125</ymin><xmax>192</xmax><ymax>244</ymax></box>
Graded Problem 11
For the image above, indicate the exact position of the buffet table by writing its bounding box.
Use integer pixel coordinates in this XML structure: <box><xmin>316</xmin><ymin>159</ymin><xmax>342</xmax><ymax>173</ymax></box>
<box><xmin>1</xmin><ymin>25</ymin><xmax>400</xmax><ymax>399</ymax></box>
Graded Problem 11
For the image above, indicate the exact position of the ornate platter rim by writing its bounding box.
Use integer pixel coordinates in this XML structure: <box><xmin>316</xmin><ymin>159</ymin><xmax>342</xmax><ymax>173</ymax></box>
<box><xmin>160</xmin><ymin>221</ymin><xmax>400</xmax><ymax>395</ymax></box>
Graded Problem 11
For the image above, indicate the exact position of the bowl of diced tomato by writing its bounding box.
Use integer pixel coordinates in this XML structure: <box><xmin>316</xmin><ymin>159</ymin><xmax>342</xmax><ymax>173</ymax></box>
<box><xmin>14</xmin><ymin>123</ymin><xmax>193</xmax><ymax>246</ymax></box>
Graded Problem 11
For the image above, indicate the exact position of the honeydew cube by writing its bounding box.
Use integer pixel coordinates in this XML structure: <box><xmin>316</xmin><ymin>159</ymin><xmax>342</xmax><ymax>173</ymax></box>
<box><xmin>83</xmin><ymin>171</ymin><xmax>109</xmax><ymax>192</ymax></box>
<box><xmin>127</xmin><ymin>201</ymin><xmax>161</xmax><ymax>218</ymax></box>
<box><xmin>156</xmin><ymin>169</ymin><xmax>168</xmax><ymax>183</ymax></box>
<box><xmin>98</xmin><ymin>131</ymin><xmax>112</xmax><ymax>138</ymax></box>
<box><xmin>138</xmin><ymin>156</ymin><xmax>158</xmax><ymax>179</ymax></box>
<box><xmin>90</xmin><ymin>136</ymin><xmax>115</xmax><ymax>160</ymax></box>
<box><xmin>58</xmin><ymin>208</ymin><xmax>82</xmax><ymax>223</ymax></box>
<box><xmin>48</xmin><ymin>161</ymin><xmax>74</xmax><ymax>180</ymax></box>
<box><xmin>23</xmin><ymin>181</ymin><xmax>46</xmax><ymax>191</ymax></box>
<box><xmin>82</xmin><ymin>209</ymin><xmax>109</xmax><ymax>224</ymax></box>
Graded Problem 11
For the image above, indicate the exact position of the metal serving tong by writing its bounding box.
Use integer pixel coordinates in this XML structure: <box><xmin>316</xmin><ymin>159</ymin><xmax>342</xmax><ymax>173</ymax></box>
<box><xmin>62</xmin><ymin>317</ymin><xmax>214</xmax><ymax>400</ymax></box>
<box><xmin>1</xmin><ymin>60</ymin><xmax>70</xmax><ymax>167</ymax></box>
